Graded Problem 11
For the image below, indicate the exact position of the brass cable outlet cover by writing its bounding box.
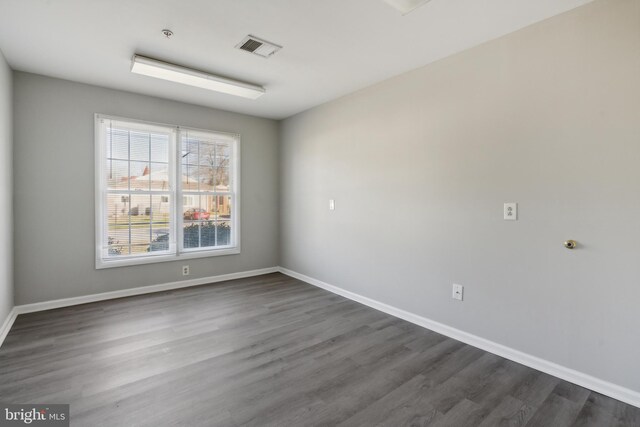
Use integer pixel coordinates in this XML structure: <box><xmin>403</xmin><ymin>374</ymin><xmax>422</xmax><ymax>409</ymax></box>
<box><xmin>564</xmin><ymin>240</ymin><xmax>577</xmax><ymax>249</ymax></box>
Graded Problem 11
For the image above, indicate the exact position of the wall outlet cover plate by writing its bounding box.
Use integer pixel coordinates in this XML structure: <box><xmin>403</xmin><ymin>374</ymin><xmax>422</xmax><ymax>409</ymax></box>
<box><xmin>504</xmin><ymin>203</ymin><xmax>517</xmax><ymax>220</ymax></box>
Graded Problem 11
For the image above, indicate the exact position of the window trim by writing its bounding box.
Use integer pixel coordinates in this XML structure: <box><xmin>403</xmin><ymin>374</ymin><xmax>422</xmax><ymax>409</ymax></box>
<box><xmin>94</xmin><ymin>114</ymin><xmax>241</xmax><ymax>269</ymax></box>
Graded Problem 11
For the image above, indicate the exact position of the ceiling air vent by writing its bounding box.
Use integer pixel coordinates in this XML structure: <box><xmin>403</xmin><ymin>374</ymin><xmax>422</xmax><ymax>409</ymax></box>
<box><xmin>236</xmin><ymin>35</ymin><xmax>282</xmax><ymax>58</ymax></box>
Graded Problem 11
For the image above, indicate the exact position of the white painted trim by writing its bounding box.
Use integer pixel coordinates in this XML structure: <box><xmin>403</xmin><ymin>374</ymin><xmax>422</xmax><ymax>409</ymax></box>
<box><xmin>277</xmin><ymin>266</ymin><xmax>640</xmax><ymax>409</ymax></box>
<box><xmin>0</xmin><ymin>307</ymin><xmax>17</xmax><ymax>349</ymax></box>
<box><xmin>95</xmin><ymin>247</ymin><xmax>241</xmax><ymax>269</ymax></box>
<box><xmin>14</xmin><ymin>267</ymin><xmax>278</xmax><ymax>315</ymax></box>
<box><xmin>94</xmin><ymin>114</ymin><xmax>242</xmax><ymax>270</ymax></box>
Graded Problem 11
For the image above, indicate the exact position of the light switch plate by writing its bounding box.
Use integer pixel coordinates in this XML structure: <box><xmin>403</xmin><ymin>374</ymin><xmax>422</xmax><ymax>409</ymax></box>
<box><xmin>452</xmin><ymin>284</ymin><xmax>464</xmax><ymax>301</ymax></box>
<box><xmin>504</xmin><ymin>203</ymin><xmax>517</xmax><ymax>220</ymax></box>
<box><xmin>329</xmin><ymin>199</ymin><xmax>335</xmax><ymax>211</ymax></box>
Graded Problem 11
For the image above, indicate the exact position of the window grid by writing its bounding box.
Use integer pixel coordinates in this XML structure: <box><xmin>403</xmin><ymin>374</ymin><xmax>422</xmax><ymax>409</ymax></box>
<box><xmin>96</xmin><ymin>114</ymin><xmax>240</xmax><ymax>268</ymax></box>
<box><xmin>103</xmin><ymin>122</ymin><xmax>174</xmax><ymax>258</ymax></box>
<box><xmin>179</xmin><ymin>131</ymin><xmax>235</xmax><ymax>253</ymax></box>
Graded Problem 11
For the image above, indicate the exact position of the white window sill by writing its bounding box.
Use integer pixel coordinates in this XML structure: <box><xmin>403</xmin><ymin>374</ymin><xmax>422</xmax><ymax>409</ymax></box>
<box><xmin>95</xmin><ymin>247</ymin><xmax>240</xmax><ymax>269</ymax></box>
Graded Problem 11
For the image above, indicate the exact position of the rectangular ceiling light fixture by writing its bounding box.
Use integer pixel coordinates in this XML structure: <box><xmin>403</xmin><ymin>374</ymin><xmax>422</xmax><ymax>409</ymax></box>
<box><xmin>383</xmin><ymin>0</ymin><xmax>432</xmax><ymax>15</ymax></box>
<box><xmin>131</xmin><ymin>55</ymin><xmax>266</xmax><ymax>99</ymax></box>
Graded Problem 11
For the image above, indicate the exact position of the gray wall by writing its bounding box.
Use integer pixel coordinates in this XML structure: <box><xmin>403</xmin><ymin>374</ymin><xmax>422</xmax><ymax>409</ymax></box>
<box><xmin>0</xmin><ymin>49</ymin><xmax>13</xmax><ymax>324</ymax></box>
<box><xmin>13</xmin><ymin>72</ymin><xmax>279</xmax><ymax>304</ymax></box>
<box><xmin>280</xmin><ymin>0</ymin><xmax>640</xmax><ymax>392</ymax></box>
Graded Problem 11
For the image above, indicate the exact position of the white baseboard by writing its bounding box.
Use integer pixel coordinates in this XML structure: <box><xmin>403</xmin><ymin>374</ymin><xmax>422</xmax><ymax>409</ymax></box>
<box><xmin>278</xmin><ymin>266</ymin><xmax>640</xmax><ymax>409</ymax></box>
<box><xmin>4</xmin><ymin>265</ymin><xmax>638</xmax><ymax>409</ymax></box>
<box><xmin>0</xmin><ymin>307</ymin><xmax>17</xmax><ymax>348</ymax></box>
<box><xmin>1</xmin><ymin>267</ymin><xmax>278</xmax><ymax>349</ymax></box>
<box><xmin>13</xmin><ymin>267</ymin><xmax>279</xmax><ymax>316</ymax></box>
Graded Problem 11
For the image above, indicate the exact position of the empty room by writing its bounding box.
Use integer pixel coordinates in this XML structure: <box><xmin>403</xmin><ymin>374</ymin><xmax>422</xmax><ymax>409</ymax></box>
<box><xmin>0</xmin><ymin>0</ymin><xmax>639</xmax><ymax>425</ymax></box>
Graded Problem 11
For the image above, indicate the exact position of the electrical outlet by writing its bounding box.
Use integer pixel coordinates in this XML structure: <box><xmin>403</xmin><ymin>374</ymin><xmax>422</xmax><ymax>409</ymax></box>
<box><xmin>182</xmin><ymin>265</ymin><xmax>190</xmax><ymax>276</ymax></box>
<box><xmin>504</xmin><ymin>203</ymin><xmax>517</xmax><ymax>220</ymax></box>
<box><xmin>452</xmin><ymin>284</ymin><xmax>464</xmax><ymax>301</ymax></box>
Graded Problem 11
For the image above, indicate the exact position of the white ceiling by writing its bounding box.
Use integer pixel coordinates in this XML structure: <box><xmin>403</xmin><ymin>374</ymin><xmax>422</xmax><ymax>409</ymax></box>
<box><xmin>0</xmin><ymin>0</ymin><xmax>594</xmax><ymax>120</ymax></box>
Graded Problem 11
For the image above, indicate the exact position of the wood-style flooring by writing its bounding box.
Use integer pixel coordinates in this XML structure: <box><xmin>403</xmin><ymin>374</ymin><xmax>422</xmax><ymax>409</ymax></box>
<box><xmin>0</xmin><ymin>273</ymin><xmax>638</xmax><ymax>426</ymax></box>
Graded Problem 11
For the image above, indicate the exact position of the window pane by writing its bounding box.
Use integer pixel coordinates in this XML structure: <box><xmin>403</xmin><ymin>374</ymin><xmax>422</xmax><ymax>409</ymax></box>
<box><xmin>149</xmin><ymin>163</ymin><xmax>170</xmax><ymax>191</ymax></box>
<box><xmin>147</xmin><ymin>195</ymin><xmax>172</xmax><ymax>252</ymax></box>
<box><xmin>183</xmin><ymin>195</ymin><xmax>196</xmax><ymax>209</ymax></box>
<box><xmin>131</xmin><ymin>243</ymin><xmax>152</xmax><ymax>255</ymax></box>
<box><xmin>130</xmin><ymin>161</ymin><xmax>150</xmax><ymax>191</ymax></box>
<box><xmin>149</xmin><ymin>231</ymin><xmax>169</xmax><ymax>252</ymax></box>
<box><xmin>150</xmin><ymin>194</ymin><xmax>171</xmax><ymax>253</ymax></box>
<box><xmin>131</xmin><ymin>229</ymin><xmax>151</xmax><ymax>254</ymax></box>
<box><xmin>178</xmin><ymin>130</ymin><xmax>235</xmax><ymax>252</ymax></box>
<box><xmin>106</xmin><ymin>193</ymin><xmax>129</xmax><ymax>226</ymax></box>
<box><xmin>200</xmin><ymin>222</ymin><xmax>216</xmax><ymax>247</ymax></box>
<box><xmin>182</xmin><ymin>163</ymin><xmax>199</xmax><ymax>192</ymax></box>
<box><xmin>106</xmin><ymin>128</ymin><xmax>129</xmax><ymax>160</ymax></box>
<box><xmin>196</xmin><ymin>221</ymin><xmax>232</xmax><ymax>247</ymax></box>
<box><xmin>130</xmin><ymin>194</ymin><xmax>151</xmax><ymax>252</ymax></box>
<box><xmin>130</xmin><ymin>132</ymin><xmax>149</xmax><ymax>161</ymax></box>
<box><xmin>182</xmin><ymin>197</ymin><xmax>232</xmax><ymax>250</ymax></box>
<box><xmin>129</xmin><ymin>194</ymin><xmax>149</xmax><ymax>217</ymax></box>
<box><xmin>183</xmin><ymin>221</ymin><xmax>201</xmax><ymax>249</ymax></box>
<box><xmin>106</xmin><ymin>193</ymin><xmax>173</xmax><ymax>256</ymax></box>
<box><xmin>216</xmin><ymin>144</ymin><xmax>230</xmax><ymax>185</ymax></box>
<box><xmin>198</xmin><ymin>165</ymin><xmax>215</xmax><ymax>191</ymax></box>
<box><xmin>216</xmin><ymin>195</ymin><xmax>232</xmax><ymax>219</ymax></box>
<box><xmin>191</xmin><ymin>165</ymin><xmax>229</xmax><ymax>192</ymax></box>
<box><xmin>198</xmin><ymin>141</ymin><xmax>216</xmax><ymax>166</ymax></box>
<box><xmin>129</xmin><ymin>161</ymin><xmax>149</xmax><ymax>177</ymax></box>
<box><xmin>151</xmin><ymin>135</ymin><xmax>169</xmax><ymax>162</ymax></box>
<box><xmin>150</xmin><ymin>194</ymin><xmax>170</xmax><ymax>224</ymax></box>
<box><xmin>108</xmin><ymin>233</ymin><xmax>129</xmax><ymax>256</ymax></box>
<box><xmin>215</xmin><ymin>221</ymin><xmax>232</xmax><ymax>246</ymax></box>
<box><xmin>215</xmin><ymin>144</ymin><xmax>230</xmax><ymax>165</ymax></box>
<box><xmin>106</xmin><ymin>193</ymin><xmax>130</xmax><ymax>256</ymax></box>
<box><xmin>214</xmin><ymin>167</ymin><xmax>230</xmax><ymax>189</ymax></box>
<box><xmin>107</xmin><ymin>159</ymin><xmax>130</xmax><ymax>191</ymax></box>
<box><xmin>180</xmin><ymin>136</ymin><xmax>233</xmax><ymax>193</ymax></box>
<box><xmin>182</xmin><ymin>139</ymin><xmax>199</xmax><ymax>165</ymax></box>
<box><xmin>182</xmin><ymin>195</ymin><xmax>200</xmax><ymax>223</ymax></box>
<box><xmin>197</xmin><ymin>195</ymin><xmax>215</xmax><ymax>220</ymax></box>
<box><xmin>106</xmin><ymin>126</ymin><xmax>170</xmax><ymax>193</ymax></box>
<box><xmin>198</xmin><ymin>142</ymin><xmax>230</xmax><ymax>191</ymax></box>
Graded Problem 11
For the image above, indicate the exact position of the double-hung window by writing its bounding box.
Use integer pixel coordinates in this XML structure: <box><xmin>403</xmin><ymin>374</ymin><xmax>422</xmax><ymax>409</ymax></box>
<box><xmin>95</xmin><ymin>115</ymin><xmax>240</xmax><ymax>268</ymax></box>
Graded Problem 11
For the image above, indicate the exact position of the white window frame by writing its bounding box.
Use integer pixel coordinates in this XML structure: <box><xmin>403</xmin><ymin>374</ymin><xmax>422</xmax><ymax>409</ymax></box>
<box><xmin>95</xmin><ymin>114</ymin><xmax>241</xmax><ymax>269</ymax></box>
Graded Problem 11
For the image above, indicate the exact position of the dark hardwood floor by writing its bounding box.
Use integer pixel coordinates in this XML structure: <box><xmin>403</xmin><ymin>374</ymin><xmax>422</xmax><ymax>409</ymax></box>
<box><xmin>0</xmin><ymin>273</ymin><xmax>638</xmax><ymax>426</ymax></box>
